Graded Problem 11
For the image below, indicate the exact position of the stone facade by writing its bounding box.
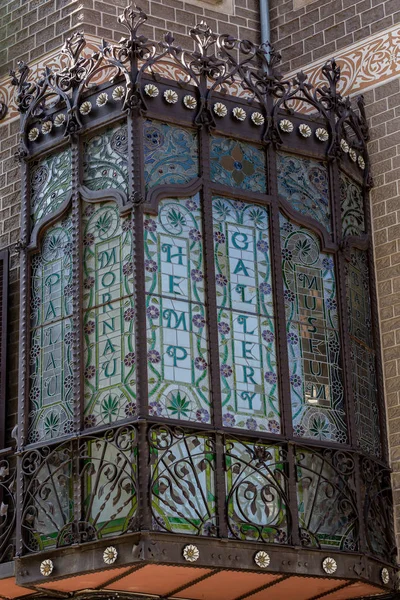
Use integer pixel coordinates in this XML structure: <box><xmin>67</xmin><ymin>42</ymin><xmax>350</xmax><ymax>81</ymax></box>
<box><xmin>1</xmin><ymin>0</ymin><xmax>400</xmax><ymax>556</ymax></box>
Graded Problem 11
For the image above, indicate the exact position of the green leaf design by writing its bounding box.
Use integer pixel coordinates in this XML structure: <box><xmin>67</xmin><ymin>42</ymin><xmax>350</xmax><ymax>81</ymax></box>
<box><xmin>167</xmin><ymin>390</ymin><xmax>191</xmax><ymax>417</ymax></box>
<box><xmin>168</xmin><ymin>208</ymin><xmax>186</xmax><ymax>228</ymax></box>
<box><xmin>101</xmin><ymin>394</ymin><xmax>120</xmax><ymax>421</ymax></box>
<box><xmin>295</xmin><ymin>238</ymin><xmax>311</xmax><ymax>259</ymax></box>
<box><xmin>95</xmin><ymin>211</ymin><xmax>113</xmax><ymax>235</ymax></box>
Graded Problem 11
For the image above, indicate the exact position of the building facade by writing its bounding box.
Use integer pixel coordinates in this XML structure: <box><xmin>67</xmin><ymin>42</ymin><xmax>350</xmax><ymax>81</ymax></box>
<box><xmin>0</xmin><ymin>1</ymin><xmax>399</xmax><ymax>599</ymax></box>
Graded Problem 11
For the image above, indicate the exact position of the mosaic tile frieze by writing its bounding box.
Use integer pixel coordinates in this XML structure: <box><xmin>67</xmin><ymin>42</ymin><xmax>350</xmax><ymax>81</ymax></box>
<box><xmin>225</xmin><ymin>440</ymin><xmax>288</xmax><ymax>543</ymax></box>
<box><xmin>210</xmin><ymin>136</ymin><xmax>266</xmax><ymax>193</ymax></box>
<box><xmin>346</xmin><ymin>249</ymin><xmax>381</xmax><ymax>457</ymax></box>
<box><xmin>213</xmin><ymin>198</ymin><xmax>280</xmax><ymax>433</ymax></box>
<box><xmin>280</xmin><ymin>216</ymin><xmax>347</xmax><ymax>443</ymax></box>
<box><xmin>150</xmin><ymin>427</ymin><xmax>217</xmax><ymax>535</ymax></box>
<box><xmin>340</xmin><ymin>171</ymin><xmax>365</xmax><ymax>238</ymax></box>
<box><xmin>30</xmin><ymin>149</ymin><xmax>72</xmax><ymax>229</ymax></box>
<box><xmin>28</xmin><ymin>216</ymin><xmax>74</xmax><ymax>443</ymax></box>
<box><xmin>277</xmin><ymin>153</ymin><xmax>331</xmax><ymax>233</ymax></box>
<box><xmin>83</xmin><ymin>202</ymin><xmax>136</xmax><ymax>427</ymax></box>
<box><xmin>83</xmin><ymin>122</ymin><xmax>129</xmax><ymax>193</ymax></box>
<box><xmin>144</xmin><ymin>195</ymin><xmax>210</xmax><ymax>423</ymax></box>
<box><xmin>144</xmin><ymin>120</ymin><xmax>199</xmax><ymax>190</ymax></box>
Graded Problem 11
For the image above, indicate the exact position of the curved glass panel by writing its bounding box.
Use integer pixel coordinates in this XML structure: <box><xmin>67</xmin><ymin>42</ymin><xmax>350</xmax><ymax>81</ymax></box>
<box><xmin>28</xmin><ymin>216</ymin><xmax>73</xmax><ymax>443</ymax></box>
<box><xmin>280</xmin><ymin>215</ymin><xmax>347</xmax><ymax>443</ymax></box>
<box><xmin>277</xmin><ymin>152</ymin><xmax>331</xmax><ymax>232</ymax></box>
<box><xmin>83</xmin><ymin>122</ymin><xmax>128</xmax><ymax>193</ymax></box>
<box><xmin>340</xmin><ymin>172</ymin><xmax>365</xmax><ymax>238</ymax></box>
<box><xmin>213</xmin><ymin>198</ymin><xmax>280</xmax><ymax>433</ymax></box>
<box><xmin>30</xmin><ymin>149</ymin><xmax>72</xmax><ymax>228</ymax></box>
<box><xmin>346</xmin><ymin>249</ymin><xmax>381</xmax><ymax>457</ymax></box>
<box><xmin>210</xmin><ymin>136</ymin><xmax>266</xmax><ymax>193</ymax></box>
<box><xmin>144</xmin><ymin>195</ymin><xmax>210</xmax><ymax>423</ymax></box>
<box><xmin>83</xmin><ymin>202</ymin><xmax>136</xmax><ymax>428</ymax></box>
<box><xmin>143</xmin><ymin>120</ymin><xmax>199</xmax><ymax>190</ymax></box>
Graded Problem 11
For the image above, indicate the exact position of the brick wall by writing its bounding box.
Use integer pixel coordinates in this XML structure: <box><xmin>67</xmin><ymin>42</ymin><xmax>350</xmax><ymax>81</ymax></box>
<box><xmin>269</xmin><ymin>0</ymin><xmax>400</xmax><ymax>72</ymax></box>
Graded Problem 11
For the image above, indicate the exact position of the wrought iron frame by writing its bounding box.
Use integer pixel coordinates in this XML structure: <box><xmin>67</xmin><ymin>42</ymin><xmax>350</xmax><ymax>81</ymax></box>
<box><xmin>6</xmin><ymin>3</ymin><xmax>397</xmax><ymax>593</ymax></box>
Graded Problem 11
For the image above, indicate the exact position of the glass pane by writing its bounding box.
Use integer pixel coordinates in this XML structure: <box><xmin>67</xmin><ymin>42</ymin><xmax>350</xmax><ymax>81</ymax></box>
<box><xmin>346</xmin><ymin>249</ymin><xmax>381</xmax><ymax>457</ymax></box>
<box><xmin>340</xmin><ymin>171</ymin><xmax>365</xmax><ymax>238</ymax></box>
<box><xmin>83</xmin><ymin>122</ymin><xmax>128</xmax><ymax>193</ymax></box>
<box><xmin>83</xmin><ymin>202</ymin><xmax>136</xmax><ymax>428</ymax></box>
<box><xmin>225</xmin><ymin>440</ymin><xmax>288</xmax><ymax>543</ymax></box>
<box><xmin>143</xmin><ymin>120</ymin><xmax>199</xmax><ymax>190</ymax></box>
<box><xmin>296</xmin><ymin>448</ymin><xmax>358</xmax><ymax>551</ymax></box>
<box><xmin>30</xmin><ymin>149</ymin><xmax>72</xmax><ymax>228</ymax></box>
<box><xmin>210</xmin><ymin>136</ymin><xmax>266</xmax><ymax>193</ymax></box>
<box><xmin>145</xmin><ymin>195</ymin><xmax>210</xmax><ymax>423</ymax></box>
<box><xmin>28</xmin><ymin>216</ymin><xmax>74</xmax><ymax>443</ymax></box>
<box><xmin>280</xmin><ymin>215</ymin><xmax>347</xmax><ymax>443</ymax></box>
<box><xmin>277</xmin><ymin>152</ymin><xmax>331</xmax><ymax>232</ymax></box>
<box><xmin>150</xmin><ymin>426</ymin><xmax>216</xmax><ymax>535</ymax></box>
<box><xmin>213</xmin><ymin>198</ymin><xmax>280</xmax><ymax>433</ymax></box>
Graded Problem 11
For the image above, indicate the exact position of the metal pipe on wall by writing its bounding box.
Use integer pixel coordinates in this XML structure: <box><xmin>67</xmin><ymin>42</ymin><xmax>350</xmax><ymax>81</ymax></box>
<box><xmin>259</xmin><ymin>0</ymin><xmax>270</xmax><ymax>46</ymax></box>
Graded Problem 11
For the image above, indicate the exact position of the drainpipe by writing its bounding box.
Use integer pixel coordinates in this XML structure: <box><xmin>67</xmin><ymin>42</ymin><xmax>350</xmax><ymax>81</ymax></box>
<box><xmin>259</xmin><ymin>0</ymin><xmax>270</xmax><ymax>47</ymax></box>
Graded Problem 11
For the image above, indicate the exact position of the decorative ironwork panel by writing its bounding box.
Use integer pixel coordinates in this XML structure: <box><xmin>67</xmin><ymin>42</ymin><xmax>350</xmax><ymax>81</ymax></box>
<box><xmin>28</xmin><ymin>217</ymin><xmax>74</xmax><ymax>443</ymax></box>
<box><xmin>361</xmin><ymin>457</ymin><xmax>396</xmax><ymax>563</ymax></box>
<box><xmin>143</xmin><ymin>120</ymin><xmax>199</xmax><ymax>190</ymax></box>
<box><xmin>277</xmin><ymin>153</ymin><xmax>331</xmax><ymax>233</ymax></box>
<box><xmin>79</xmin><ymin>426</ymin><xmax>138</xmax><ymax>541</ymax></box>
<box><xmin>149</xmin><ymin>425</ymin><xmax>216</xmax><ymax>535</ymax></box>
<box><xmin>213</xmin><ymin>198</ymin><xmax>280</xmax><ymax>432</ymax></box>
<box><xmin>82</xmin><ymin>122</ymin><xmax>128</xmax><ymax>193</ymax></box>
<box><xmin>83</xmin><ymin>202</ymin><xmax>136</xmax><ymax>428</ymax></box>
<box><xmin>144</xmin><ymin>196</ymin><xmax>210</xmax><ymax>423</ymax></box>
<box><xmin>280</xmin><ymin>216</ymin><xmax>347</xmax><ymax>443</ymax></box>
<box><xmin>340</xmin><ymin>172</ymin><xmax>365</xmax><ymax>238</ymax></box>
<box><xmin>210</xmin><ymin>136</ymin><xmax>266</xmax><ymax>193</ymax></box>
<box><xmin>21</xmin><ymin>442</ymin><xmax>73</xmax><ymax>552</ymax></box>
<box><xmin>346</xmin><ymin>249</ymin><xmax>381</xmax><ymax>457</ymax></box>
<box><xmin>296</xmin><ymin>448</ymin><xmax>359</xmax><ymax>551</ymax></box>
<box><xmin>0</xmin><ymin>457</ymin><xmax>16</xmax><ymax>562</ymax></box>
<box><xmin>30</xmin><ymin>149</ymin><xmax>72</xmax><ymax>228</ymax></box>
<box><xmin>21</xmin><ymin>427</ymin><xmax>137</xmax><ymax>553</ymax></box>
<box><xmin>225</xmin><ymin>440</ymin><xmax>289</xmax><ymax>543</ymax></box>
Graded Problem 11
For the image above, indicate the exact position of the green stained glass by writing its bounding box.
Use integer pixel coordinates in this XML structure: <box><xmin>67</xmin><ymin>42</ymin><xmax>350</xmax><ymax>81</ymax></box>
<box><xmin>144</xmin><ymin>195</ymin><xmax>210</xmax><ymax>423</ymax></box>
<box><xmin>83</xmin><ymin>122</ymin><xmax>128</xmax><ymax>193</ymax></box>
<box><xmin>143</xmin><ymin>120</ymin><xmax>199</xmax><ymax>190</ymax></box>
<box><xmin>213</xmin><ymin>198</ymin><xmax>280</xmax><ymax>433</ymax></box>
<box><xmin>30</xmin><ymin>149</ymin><xmax>72</xmax><ymax>228</ymax></box>
<box><xmin>277</xmin><ymin>152</ymin><xmax>331</xmax><ymax>232</ymax></box>
<box><xmin>28</xmin><ymin>216</ymin><xmax>74</xmax><ymax>443</ymax></box>
<box><xmin>340</xmin><ymin>171</ymin><xmax>365</xmax><ymax>238</ymax></box>
<box><xmin>280</xmin><ymin>215</ymin><xmax>347</xmax><ymax>443</ymax></box>
<box><xmin>346</xmin><ymin>249</ymin><xmax>381</xmax><ymax>457</ymax></box>
<box><xmin>225</xmin><ymin>440</ymin><xmax>288</xmax><ymax>542</ymax></box>
<box><xmin>150</xmin><ymin>427</ymin><xmax>216</xmax><ymax>535</ymax></box>
<box><xmin>210</xmin><ymin>136</ymin><xmax>266</xmax><ymax>193</ymax></box>
<box><xmin>83</xmin><ymin>202</ymin><xmax>136</xmax><ymax>427</ymax></box>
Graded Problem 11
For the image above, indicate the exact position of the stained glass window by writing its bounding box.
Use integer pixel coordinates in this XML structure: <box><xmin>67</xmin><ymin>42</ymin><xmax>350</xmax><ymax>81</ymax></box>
<box><xmin>143</xmin><ymin>120</ymin><xmax>199</xmax><ymax>190</ymax></box>
<box><xmin>210</xmin><ymin>136</ymin><xmax>266</xmax><ymax>193</ymax></box>
<box><xmin>30</xmin><ymin>149</ymin><xmax>72</xmax><ymax>228</ymax></box>
<box><xmin>144</xmin><ymin>195</ymin><xmax>210</xmax><ymax>423</ymax></box>
<box><xmin>340</xmin><ymin>172</ymin><xmax>365</xmax><ymax>238</ymax></box>
<box><xmin>83</xmin><ymin>122</ymin><xmax>129</xmax><ymax>193</ymax></box>
<box><xmin>280</xmin><ymin>215</ymin><xmax>347</xmax><ymax>443</ymax></box>
<box><xmin>150</xmin><ymin>427</ymin><xmax>216</xmax><ymax>535</ymax></box>
<box><xmin>213</xmin><ymin>198</ymin><xmax>279</xmax><ymax>433</ymax></box>
<box><xmin>277</xmin><ymin>153</ymin><xmax>331</xmax><ymax>233</ymax></box>
<box><xmin>83</xmin><ymin>202</ymin><xmax>136</xmax><ymax>428</ymax></box>
<box><xmin>225</xmin><ymin>440</ymin><xmax>288</xmax><ymax>542</ymax></box>
<box><xmin>346</xmin><ymin>249</ymin><xmax>381</xmax><ymax>456</ymax></box>
<box><xmin>28</xmin><ymin>216</ymin><xmax>74</xmax><ymax>443</ymax></box>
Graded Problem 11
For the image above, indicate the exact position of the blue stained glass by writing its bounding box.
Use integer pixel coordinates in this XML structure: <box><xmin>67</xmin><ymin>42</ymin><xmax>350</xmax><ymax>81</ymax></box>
<box><xmin>213</xmin><ymin>197</ymin><xmax>280</xmax><ymax>433</ymax></box>
<box><xmin>143</xmin><ymin>120</ymin><xmax>199</xmax><ymax>190</ymax></box>
<box><xmin>144</xmin><ymin>195</ymin><xmax>210</xmax><ymax>423</ymax></box>
<box><xmin>83</xmin><ymin>122</ymin><xmax>128</xmax><ymax>193</ymax></box>
<box><xmin>277</xmin><ymin>152</ymin><xmax>331</xmax><ymax>232</ymax></box>
<box><xmin>280</xmin><ymin>215</ymin><xmax>347</xmax><ymax>443</ymax></box>
<box><xmin>210</xmin><ymin>136</ymin><xmax>266</xmax><ymax>193</ymax></box>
